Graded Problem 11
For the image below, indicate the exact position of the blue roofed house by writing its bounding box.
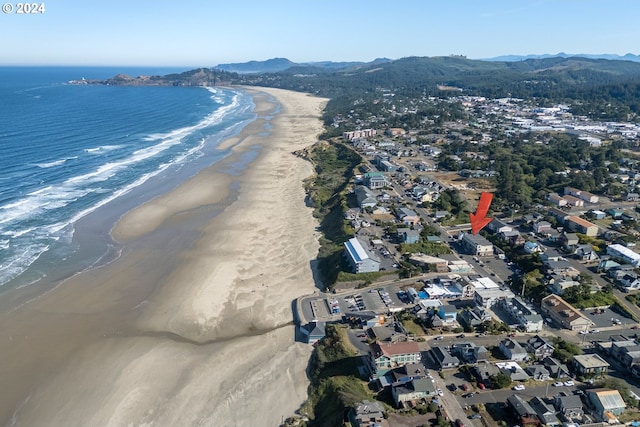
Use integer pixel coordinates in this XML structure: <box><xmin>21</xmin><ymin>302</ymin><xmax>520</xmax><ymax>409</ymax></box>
<box><xmin>437</xmin><ymin>304</ymin><xmax>458</xmax><ymax>324</ymax></box>
<box><xmin>344</xmin><ymin>237</ymin><xmax>381</xmax><ymax>273</ymax></box>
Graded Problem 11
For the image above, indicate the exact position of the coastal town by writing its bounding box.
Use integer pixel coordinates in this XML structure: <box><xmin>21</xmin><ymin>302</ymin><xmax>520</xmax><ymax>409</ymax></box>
<box><xmin>293</xmin><ymin>92</ymin><xmax>640</xmax><ymax>427</ymax></box>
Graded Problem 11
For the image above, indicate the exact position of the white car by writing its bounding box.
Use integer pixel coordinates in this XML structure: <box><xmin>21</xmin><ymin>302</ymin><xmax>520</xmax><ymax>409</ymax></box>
<box><xmin>513</xmin><ymin>384</ymin><xmax>525</xmax><ymax>391</ymax></box>
<box><xmin>563</xmin><ymin>380</ymin><xmax>575</xmax><ymax>387</ymax></box>
<box><xmin>591</xmin><ymin>329</ymin><xmax>600</xmax><ymax>333</ymax></box>
<box><xmin>437</xmin><ymin>389</ymin><xmax>444</xmax><ymax>396</ymax></box>
<box><xmin>553</xmin><ymin>382</ymin><xmax>564</xmax><ymax>387</ymax></box>
<box><xmin>579</xmin><ymin>330</ymin><xmax>588</xmax><ymax>335</ymax></box>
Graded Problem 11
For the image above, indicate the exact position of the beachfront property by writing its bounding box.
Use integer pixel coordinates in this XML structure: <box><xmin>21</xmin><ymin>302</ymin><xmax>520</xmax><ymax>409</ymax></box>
<box><xmin>392</xmin><ymin>378</ymin><xmax>436</xmax><ymax>408</ymax></box>
<box><xmin>344</xmin><ymin>237</ymin><xmax>381</xmax><ymax>273</ymax></box>
<box><xmin>460</xmin><ymin>232</ymin><xmax>494</xmax><ymax>256</ymax></box>
<box><xmin>540</xmin><ymin>294</ymin><xmax>594</xmax><ymax>331</ymax></box>
<box><xmin>367</xmin><ymin>341</ymin><xmax>421</xmax><ymax>377</ymax></box>
<box><xmin>354</xmin><ymin>185</ymin><xmax>378</xmax><ymax>209</ymax></box>
<box><xmin>349</xmin><ymin>400</ymin><xmax>387</xmax><ymax>427</ymax></box>
<box><xmin>363</xmin><ymin>172</ymin><xmax>387</xmax><ymax>190</ymax></box>
<box><xmin>607</xmin><ymin>243</ymin><xmax>640</xmax><ymax>267</ymax></box>
<box><xmin>302</xmin><ymin>321</ymin><xmax>326</xmax><ymax>345</ymax></box>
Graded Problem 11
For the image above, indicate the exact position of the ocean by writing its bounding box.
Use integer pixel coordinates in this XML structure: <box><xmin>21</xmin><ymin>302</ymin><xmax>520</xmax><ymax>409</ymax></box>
<box><xmin>0</xmin><ymin>67</ymin><xmax>256</xmax><ymax>290</ymax></box>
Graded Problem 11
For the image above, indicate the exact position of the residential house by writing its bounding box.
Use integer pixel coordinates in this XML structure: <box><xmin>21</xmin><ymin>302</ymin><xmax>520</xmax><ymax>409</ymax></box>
<box><xmin>586</xmin><ymin>388</ymin><xmax>626</xmax><ymax>420</ymax></box>
<box><xmin>553</xmin><ymin>394</ymin><xmax>584</xmax><ymax>419</ymax></box>
<box><xmin>457</xmin><ymin>307</ymin><xmax>492</xmax><ymax>329</ymax></box>
<box><xmin>563</xmin><ymin>194</ymin><xmax>585</xmax><ymax>207</ymax></box>
<box><xmin>397</xmin><ymin>228</ymin><xmax>420</xmax><ymax>244</ymax></box>
<box><xmin>542</xmin><ymin>357</ymin><xmax>570</xmax><ymax>379</ymax></box>
<box><xmin>572</xmin><ymin>354</ymin><xmax>610</xmax><ymax>376</ymax></box>
<box><xmin>530</xmin><ymin>396</ymin><xmax>561</xmax><ymax>426</ymax></box>
<box><xmin>575</xmin><ymin>244</ymin><xmax>599</xmax><ymax>262</ymax></box>
<box><xmin>397</xmin><ymin>208</ymin><xmax>420</xmax><ymax>226</ymax></box>
<box><xmin>499</xmin><ymin>338</ymin><xmax>528</xmax><ymax>361</ymax></box>
<box><xmin>621</xmin><ymin>273</ymin><xmax>640</xmax><ymax>292</ymax></box>
<box><xmin>540</xmin><ymin>294</ymin><xmax>594</xmax><ymax>332</ymax></box>
<box><xmin>461</xmin><ymin>232</ymin><xmax>494</xmax><ymax>256</ymax></box>
<box><xmin>364</xmin><ymin>172</ymin><xmax>387</xmax><ymax>190</ymax></box>
<box><xmin>524</xmin><ymin>335</ymin><xmax>555</xmax><ymax>360</ymax></box>
<box><xmin>507</xmin><ymin>394</ymin><xmax>540</xmax><ymax>427</ymax></box>
<box><xmin>487</xmin><ymin>218</ymin><xmax>512</xmax><ymax>234</ymax></box>
<box><xmin>550</xmin><ymin>279</ymin><xmax>582</xmax><ymax>296</ymax></box>
<box><xmin>354</xmin><ymin>185</ymin><xmax>378</xmax><ymax>209</ymax></box>
<box><xmin>543</xmin><ymin>258</ymin><xmax>580</xmax><ymax>279</ymax></box>
<box><xmin>368</xmin><ymin>341</ymin><xmax>421</xmax><ymax>376</ymax></box>
<box><xmin>474</xmin><ymin>287</ymin><xmax>515</xmax><ymax>309</ymax></box>
<box><xmin>526</xmin><ymin>364</ymin><xmax>551</xmax><ymax>381</ymax></box>
<box><xmin>558</xmin><ymin>232</ymin><xmax>580</xmax><ymax>250</ymax></box>
<box><xmin>392</xmin><ymin>378</ymin><xmax>436</xmax><ymax>408</ymax></box>
<box><xmin>349</xmin><ymin>400</ymin><xmax>387</xmax><ymax>427</ymax></box>
<box><xmin>533</xmin><ymin>221</ymin><xmax>552</xmax><ymax>234</ymax></box>
<box><xmin>430</xmin><ymin>346</ymin><xmax>460</xmax><ymax>369</ymax></box>
<box><xmin>452</xmin><ymin>342</ymin><xmax>489</xmax><ymax>364</ymax></box>
<box><xmin>344</xmin><ymin>237</ymin><xmax>381</xmax><ymax>273</ymax></box>
<box><xmin>303</xmin><ymin>321</ymin><xmax>326</xmax><ymax>344</ymax></box>
<box><xmin>502</xmin><ymin>230</ymin><xmax>526</xmax><ymax>247</ymax></box>
<box><xmin>409</xmin><ymin>254</ymin><xmax>449</xmax><ymax>273</ymax></box>
<box><xmin>524</xmin><ymin>241</ymin><xmax>543</xmax><ymax>254</ymax></box>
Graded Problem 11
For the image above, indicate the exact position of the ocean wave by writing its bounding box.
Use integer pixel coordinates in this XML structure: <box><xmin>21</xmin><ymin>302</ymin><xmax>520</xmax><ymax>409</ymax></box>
<box><xmin>84</xmin><ymin>145</ymin><xmax>123</xmax><ymax>154</ymax></box>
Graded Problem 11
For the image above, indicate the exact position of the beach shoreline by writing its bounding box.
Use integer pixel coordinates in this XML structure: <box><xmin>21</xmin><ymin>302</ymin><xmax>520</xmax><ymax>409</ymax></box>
<box><xmin>0</xmin><ymin>86</ymin><xmax>327</xmax><ymax>426</ymax></box>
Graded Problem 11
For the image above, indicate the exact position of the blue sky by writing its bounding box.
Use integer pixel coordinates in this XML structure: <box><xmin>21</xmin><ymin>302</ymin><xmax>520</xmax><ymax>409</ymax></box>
<box><xmin>2</xmin><ymin>0</ymin><xmax>639</xmax><ymax>66</ymax></box>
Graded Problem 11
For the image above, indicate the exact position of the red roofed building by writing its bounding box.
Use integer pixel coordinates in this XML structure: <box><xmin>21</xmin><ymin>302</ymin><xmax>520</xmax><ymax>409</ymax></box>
<box><xmin>565</xmin><ymin>216</ymin><xmax>599</xmax><ymax>237</ymax></box>
<box><xmin>368</xmin><ymin>341</ymin><xmax>421</xmax><ymax>376</ymax></box>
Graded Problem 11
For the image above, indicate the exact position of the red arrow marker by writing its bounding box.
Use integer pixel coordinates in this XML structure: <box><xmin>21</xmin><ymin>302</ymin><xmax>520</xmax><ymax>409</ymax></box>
<box><xmin>470</xmin><ymin>192</ymin><xmax>493</xmax><ymax>234</ymax></box>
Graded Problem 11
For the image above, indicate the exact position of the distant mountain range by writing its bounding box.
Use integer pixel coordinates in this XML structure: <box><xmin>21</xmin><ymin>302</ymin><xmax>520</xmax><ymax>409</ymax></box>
<box><xmin>214</xmin><ymin>54</ymin><xmax>640</xmax><ymax>74</ymax></box>
<box><xmin>214</xmin><ymin>57</ymin><xmax>392</xmax><ymax>74</ymax></box>
<box><xmin>485</xmin><ymin>52</ymin><xmax>640</xmax><ymax>63</ymax></box>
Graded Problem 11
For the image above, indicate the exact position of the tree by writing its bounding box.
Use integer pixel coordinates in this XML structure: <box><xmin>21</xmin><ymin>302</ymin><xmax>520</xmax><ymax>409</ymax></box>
<box><xmin>490</xmin><ymin>372</ymin><xmax>512</xmax><ymax>389</ymax></box>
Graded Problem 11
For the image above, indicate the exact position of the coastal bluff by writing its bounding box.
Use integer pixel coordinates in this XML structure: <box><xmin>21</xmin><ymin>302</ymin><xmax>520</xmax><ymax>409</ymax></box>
<box><xmin>69</xmin><ymin>67</ymin><xmax>237</xmax><ymax>87</ymax></box>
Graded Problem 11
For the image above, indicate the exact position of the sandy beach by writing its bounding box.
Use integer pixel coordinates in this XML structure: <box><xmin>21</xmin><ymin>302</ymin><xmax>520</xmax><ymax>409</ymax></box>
<box><xmin>0</xmin><ymin>87</ymin><xmax>327</xmax><ymax>426</ymax></box>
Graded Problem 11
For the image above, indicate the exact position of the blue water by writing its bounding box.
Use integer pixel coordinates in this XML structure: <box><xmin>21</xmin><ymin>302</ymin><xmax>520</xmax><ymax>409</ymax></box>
<box><xmin>0</xmin><ymin>67</ymin><xmax>256</xmax><ymax>288</ymax></box>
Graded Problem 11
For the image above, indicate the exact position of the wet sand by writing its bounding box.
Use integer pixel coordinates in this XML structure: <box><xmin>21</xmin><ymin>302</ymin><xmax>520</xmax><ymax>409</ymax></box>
<box><xmin>0</xmin><ymin>87</ymin><xmax>327</xmax><ymax>427</ymax></box>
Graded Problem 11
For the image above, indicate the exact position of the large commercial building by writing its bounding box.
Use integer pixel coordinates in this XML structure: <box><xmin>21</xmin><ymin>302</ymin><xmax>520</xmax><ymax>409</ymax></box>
<box><xmin>540</xmin><ymin>294</ymin><xmax>594</xmax><ymax>332</ymax></box>
<box><xmin>607</xmin><ymin>243</ymin><xmax>640</xmax><ymax>267</ymax></box>
<box><xmin>344</xmin><ymin>237</ymin><xmax>381</xmax><ymax>273</ymax></box>
<box><xmin>565</xmin><ymin>216</ymin><xmax>599</xmax><ymax>237</ymax></box>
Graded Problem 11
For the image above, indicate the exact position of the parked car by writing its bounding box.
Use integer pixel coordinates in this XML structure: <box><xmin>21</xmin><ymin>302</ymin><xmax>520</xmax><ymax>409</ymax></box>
<box><xmin>553</xmin><ymin>382</ymin><xmax>564</xmax><ymax>387</ymax></box>
<box><xmin>455</xmin><ymin>419</ymin><xmax>465</xmax><ymax>427</ymax></box>
<box><xmin>437</xmin><ymin>389</ymin><xmax>444</xmax><ymax>396</ymax></box>
<box><xmin>457</xmin><ymin>334</ymin><xmax>465</xmax><ymax>338</ymax></box>
<box><xmin>468</xmin><ymin>414</ymin><xmax>482</xmax><ymax>420</ymax></box>
<box><xmin>435</xmin><ymin>335</ymin><xmax>444</xmax><ymax>340</ymax></box>
<box><xmin>513</xmin><ymin>384</ymin><xmax>525</xmax><ymax>391</ymax></box>
<box><xmin>462</xmin><ymin>392</ymin><xmax>475</xmax><ymax>398</ymax></box>
<box><xmin>478</xmin><ymin>383</ymin><xmax>486</xmax><ymax>390</ymax></box>
<box><xmin>564</xmin><ymin>380</ymin><xmax>575</xmax><ymax>387</ymax></box>
<box><xmin>591</xmin><ymin>329</ymin><xmax>600</xmax><ymax>333</ymax></box>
